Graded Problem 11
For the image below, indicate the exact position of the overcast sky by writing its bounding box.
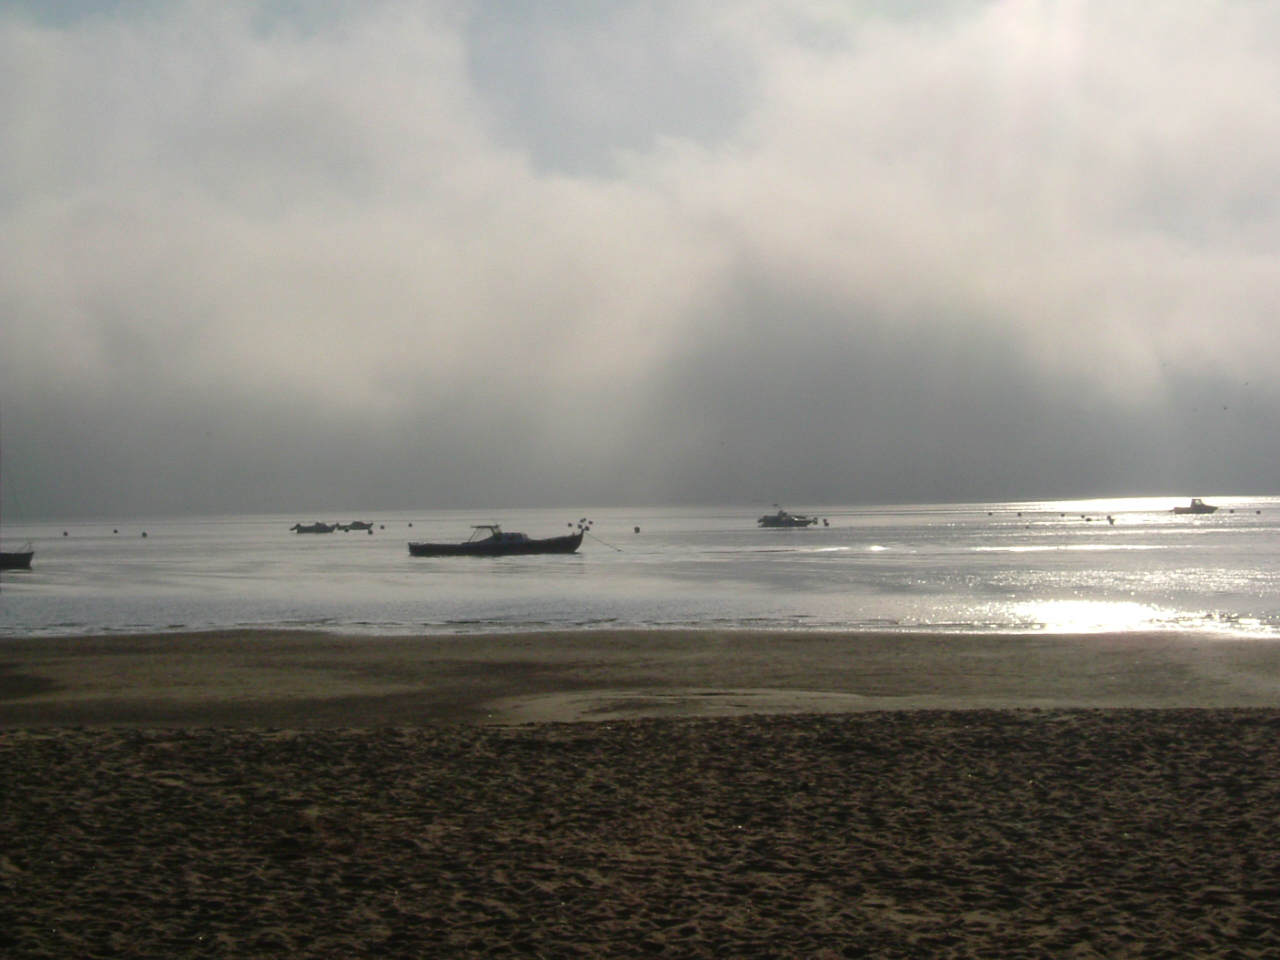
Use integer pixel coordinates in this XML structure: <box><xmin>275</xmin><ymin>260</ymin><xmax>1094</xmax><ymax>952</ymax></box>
<box><xmin>3</xmin><ymin>0</ymin><xmax>1279</xmax><ymax>519</ymax></box>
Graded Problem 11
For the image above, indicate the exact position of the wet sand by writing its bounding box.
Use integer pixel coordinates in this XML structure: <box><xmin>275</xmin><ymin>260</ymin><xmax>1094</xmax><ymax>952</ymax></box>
<box><xmin>3</xmin><ymin>630</ymin><xmax>1280</xmax><ymax>958</ymax></box>
<box><xmin>4</xmin><ymin>628</ymin><xmax>1280</xmax><ymax>726</ymax></box>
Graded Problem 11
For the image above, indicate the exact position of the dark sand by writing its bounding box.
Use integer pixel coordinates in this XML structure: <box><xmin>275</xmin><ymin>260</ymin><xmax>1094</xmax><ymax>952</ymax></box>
<box><xmin>3</xmin><ymin>630</ymin><xmax>1280</xmax><ymax>958</ymax></box>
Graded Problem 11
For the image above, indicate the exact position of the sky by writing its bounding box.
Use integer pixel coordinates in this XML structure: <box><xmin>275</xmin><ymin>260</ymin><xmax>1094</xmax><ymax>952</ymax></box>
<box><xmin>2</xmin><ymin>0</ymin><xmax>1279</xmax><ymax>519</ymax></box>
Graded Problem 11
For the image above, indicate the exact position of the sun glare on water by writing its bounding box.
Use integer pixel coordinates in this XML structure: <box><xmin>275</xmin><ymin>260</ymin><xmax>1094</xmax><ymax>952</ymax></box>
<box><xmin>1008</xmin><ymin>600</ymin><xmax>1168</xmax><ymax>633</ymax></box>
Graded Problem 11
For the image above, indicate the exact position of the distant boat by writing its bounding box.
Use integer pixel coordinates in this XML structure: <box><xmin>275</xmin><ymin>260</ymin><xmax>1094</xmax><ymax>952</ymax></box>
<box><xmin>409</xmin><ymin>524</ymin><xmax>584</xmax><ymax>557</ymax></box>
<box><xmin>0</xmin><ymin>542</ymin><xmax>33</xmax><ymax>570</ymax></box>
<box><xmin>0</xmin><ymin>413</ymin><xmax>32</xmax><ymax>570</ymax></box>
<box><xmin>338</xmin><ymin>521</ymin><xmax>374</xmax><ymax>532</ymax></box>
<box><xmin>290</xmin><ymin>521</ymin><xmax>338</xmax><ymax>533</ymax></box>
<box><xmin>1173</xmin><ymin>498</ymin><xmax>1218</xmax><ymax>515</ymax></box>
<box><xmin>758</xmin><ymin>506</ymin><xmax>819</xmax><ymax>528</ymax></box>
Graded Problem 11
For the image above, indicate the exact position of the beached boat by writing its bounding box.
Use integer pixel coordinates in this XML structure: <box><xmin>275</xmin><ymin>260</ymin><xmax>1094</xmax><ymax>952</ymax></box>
<box><xmin>758</xmin><ymin>506</ymin><xmax>819</xmax><ymax>528</ymax></box>
<box><xmin>409</xmin><ymin>524</ymin><xmax>584</xmax><ymax>557</ymax></box>
<box><xmin>290</xmin><ymin>521</ymin><xmax>338</xmax><ymax>533</ymax></box>
<box><xmin>1173</xmin><ymin>498</ymin><xmax>1218</xmax><ymax>515</ymax></box>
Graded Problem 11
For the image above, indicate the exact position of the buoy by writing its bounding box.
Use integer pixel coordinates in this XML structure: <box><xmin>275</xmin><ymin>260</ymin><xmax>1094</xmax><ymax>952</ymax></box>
<box><xmin>634</xmin><ymin>526</ymin><xmax>640</xmax><ymax>534</ymax></box>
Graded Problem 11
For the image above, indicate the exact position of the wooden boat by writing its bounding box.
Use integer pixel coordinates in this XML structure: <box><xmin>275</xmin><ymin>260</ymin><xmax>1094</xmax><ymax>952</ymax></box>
<box><xmin>758</xmin><ymin>506</ymin><xmax>819</xmax><ymax>528</ymax></box>
<box><xmin>1173</xmin><ymin>498</ymin><xmax>1218</xmax><ymax>515</ymax></box>
<box><xmin>290</xmin><ymin>521</ymin><xmax>337</xmax><ymax>533</ymax></box>
<box><xmin>409</xmin><ymin>524</ymin><xmax>584</xmax><ymax>557</ymax></box>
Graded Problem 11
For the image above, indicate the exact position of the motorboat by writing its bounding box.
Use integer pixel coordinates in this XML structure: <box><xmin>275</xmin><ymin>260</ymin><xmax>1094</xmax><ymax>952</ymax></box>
<box><xmin>290</xmin><ymin>521</ymin><xmax>338</xmax><ymax>533</ymax></box>
<box><xmin>758</xmin><ymin>506</ymin><xmax>819</xmax><ymax>528</ymax></box>
<box><xmin>1172</xmin><ymin>499</ymin><xmax>1218</xmax><ymax>515</ymax></box>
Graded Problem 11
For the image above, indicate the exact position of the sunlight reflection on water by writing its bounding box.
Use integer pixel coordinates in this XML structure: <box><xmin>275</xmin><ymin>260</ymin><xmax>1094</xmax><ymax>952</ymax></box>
<box><xmin>1008</xmin><ymin>600</ymin><xmax>1169</xmax><ymax>633</ymax></box>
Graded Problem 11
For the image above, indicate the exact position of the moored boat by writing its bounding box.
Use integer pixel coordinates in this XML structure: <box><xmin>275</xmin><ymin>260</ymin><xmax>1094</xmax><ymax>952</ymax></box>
<box><xmin>1173</xmin><ymin>498</ymin><xmax>1218</xmax><ymax>515</ymax></box>
<box><xmin>758</xmin><ymin>506</ymin><xmax>819</xmax><ymax>528</ymax></box>
<box><xmin>0</xmin><ymin>543</ymin><xmax>33</xmax><ymax>570</ymax></box>
<box><xmin>409</xmin><ymin>523</ymin><xmax>584</xmax><ymax>557</ymax></box>
<box><xmin>290</xmin><ymin>521</ymin><xmax>338</xmax><ymax>533</ymax></box>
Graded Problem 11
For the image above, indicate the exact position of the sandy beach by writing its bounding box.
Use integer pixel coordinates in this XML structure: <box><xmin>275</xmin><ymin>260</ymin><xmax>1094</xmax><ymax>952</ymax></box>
<box><xmin>3</xmin><ymin>630</ymin><xmax>1280</xmax><ymax>958</ymax></box>
<box><xmin>5</xmin><ymin>628</ymin><xmax>1280</xmax><ymax>726</ymax></box>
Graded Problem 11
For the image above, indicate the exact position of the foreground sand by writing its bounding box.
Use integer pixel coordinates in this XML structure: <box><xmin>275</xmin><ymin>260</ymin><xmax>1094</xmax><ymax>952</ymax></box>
<box><xmin>4</xmin><ymin>711</ymin><xmax>1280</xmax><ymax>959</ymax></box>
<box><xmin>3</xmin><ymin>630</ymin><xmax>1280</xmax><ymax>958</ymax></box>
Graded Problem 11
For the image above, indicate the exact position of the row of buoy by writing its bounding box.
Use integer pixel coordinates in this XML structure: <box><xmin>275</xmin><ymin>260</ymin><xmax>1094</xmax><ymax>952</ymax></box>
<box><xmin>61</xmin><ymin>530</ymin><xmax>146</xmax><ymax>537</ymax></box>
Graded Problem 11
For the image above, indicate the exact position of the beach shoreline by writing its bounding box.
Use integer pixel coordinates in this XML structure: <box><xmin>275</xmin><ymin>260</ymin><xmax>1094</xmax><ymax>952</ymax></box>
<box><xmin>3</xmin><ymin>628</ymin><xmax>1280</xmax><ymax>726</ymax></box>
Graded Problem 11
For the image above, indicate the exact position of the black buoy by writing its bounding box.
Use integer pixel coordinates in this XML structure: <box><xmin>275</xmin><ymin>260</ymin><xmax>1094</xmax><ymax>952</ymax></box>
<box><xmin>635</xmin><ymin>526</ymin><xmax>640</xmax><ymax>534</ymax></box>
<box><xmin>141</xmin><ymin>532</ymin><xmax>147</xmax><ymax>538</ymax></box>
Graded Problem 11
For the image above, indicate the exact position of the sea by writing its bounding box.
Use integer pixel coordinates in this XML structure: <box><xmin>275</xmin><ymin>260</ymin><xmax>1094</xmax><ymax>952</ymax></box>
<box><xmin>2</xmin><ymin>497</ymin><xmax>1280</xmax><ymax>639</ymax></box>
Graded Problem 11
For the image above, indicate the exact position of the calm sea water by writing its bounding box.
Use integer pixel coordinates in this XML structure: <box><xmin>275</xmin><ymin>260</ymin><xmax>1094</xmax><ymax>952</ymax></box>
<box><xmin>3</xmin><ymin>498</ymin><xmax>1280</xmax><ymax>638</ymax></box>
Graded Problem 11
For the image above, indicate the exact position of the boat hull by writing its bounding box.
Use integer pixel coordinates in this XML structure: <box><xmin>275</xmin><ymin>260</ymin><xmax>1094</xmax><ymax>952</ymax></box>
<box><xmin>408</xmin><ymin>531</ymin><xmax>583</xmax><ymax>557</ymax></box>
<box><xmin>1</xmin><ymin>550</ymin><xmax>33</xmax><ymax>570</ymax></box>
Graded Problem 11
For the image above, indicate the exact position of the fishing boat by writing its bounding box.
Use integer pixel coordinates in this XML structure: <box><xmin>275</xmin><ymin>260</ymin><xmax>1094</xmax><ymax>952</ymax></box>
<box><xmin>758</xmin><ymin>506</ymin><xmax>819</xmax><ymax>528</ymax></box>
<box><xmin>290</xmin><ymin>521</ymin><xmax>338</xmax><ymax>533</ymax></box>
<box><xmin>1173</xmin><ymin>498</ymin><xmax>1218</xmax><ymax>515</ymax></box>
<box><xmin>409</xmin><ymin>523</ymin><xmax>584</xmax><ymax>557</ymax></box>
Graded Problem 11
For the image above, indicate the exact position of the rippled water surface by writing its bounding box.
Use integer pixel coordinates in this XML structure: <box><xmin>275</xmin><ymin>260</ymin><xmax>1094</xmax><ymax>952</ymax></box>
<box><xmin>3</xmin><ymin>497</ymin><xmax>1280</xmax><ymax>637</ymax></box>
